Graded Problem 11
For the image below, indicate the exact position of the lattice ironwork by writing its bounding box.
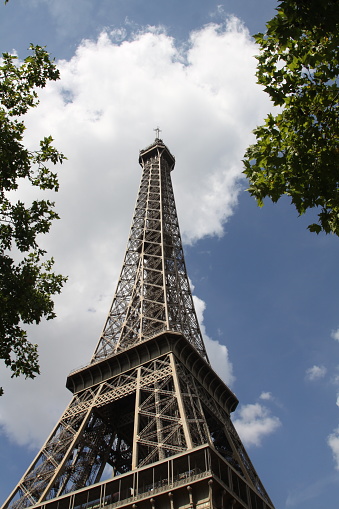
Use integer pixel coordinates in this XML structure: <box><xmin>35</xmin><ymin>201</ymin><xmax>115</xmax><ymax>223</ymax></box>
<box><xmin>3</xmin><ymin>347</ymin><xmax>273</xmax><ymax>509</ymax></box>
<box><xmin>92</xmin><ymin>140</ymin><xmax>208</xmax><ymax>362</ymax></box>
<box><xmin>2</xmin><ymin>139</ymin><xmax>275</xmax><ymax>509</ymax></box>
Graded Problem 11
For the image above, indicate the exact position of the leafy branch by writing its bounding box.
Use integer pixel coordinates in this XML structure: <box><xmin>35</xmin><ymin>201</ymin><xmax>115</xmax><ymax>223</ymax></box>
<box><xmin>244</xmin><ymin>0</ymin><xmax>339</xmax><ymax>235</ymax></box>
<box><xmin>0</xmin><ymin>44</ymin><xmax>67</xmax><ymax>394</ymax></box>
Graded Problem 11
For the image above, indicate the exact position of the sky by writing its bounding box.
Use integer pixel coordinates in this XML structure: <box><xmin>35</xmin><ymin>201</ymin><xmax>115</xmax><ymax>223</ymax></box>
<box><xmin>1</xmin><ymin>1</ymin><xmax>339</xmax><ymax>508</ymax></box>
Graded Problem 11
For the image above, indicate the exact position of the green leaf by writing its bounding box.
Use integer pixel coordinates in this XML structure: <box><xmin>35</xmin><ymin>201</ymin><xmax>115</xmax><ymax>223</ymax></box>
<box><xmin>0</xmin><ymin>45</ymin><xmax>67</xmax><ymax>394</ymax></box>
<box><xmin>243</xmin><ymin>0</ymin><xmax>339</xmax><ymax>237</ymax></box>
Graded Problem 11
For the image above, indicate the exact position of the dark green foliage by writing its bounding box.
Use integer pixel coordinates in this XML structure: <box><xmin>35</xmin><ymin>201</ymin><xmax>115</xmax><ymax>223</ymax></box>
<box><xmin>243</xmin><ymin>0</ymin><xmax>339</xmax><ymax>235</ymax></box>
<box><xmin>0</xmin><ymin>45</ymin><xmax>67</xmax><ymax>394</ymax></box>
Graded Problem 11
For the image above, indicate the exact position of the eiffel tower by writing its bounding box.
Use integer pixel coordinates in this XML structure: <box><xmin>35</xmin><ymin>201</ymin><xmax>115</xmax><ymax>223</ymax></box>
<box><xmin>2</xmin><ymin>134</ymin><xmax>275</xmax><ymax>509</ymax></box>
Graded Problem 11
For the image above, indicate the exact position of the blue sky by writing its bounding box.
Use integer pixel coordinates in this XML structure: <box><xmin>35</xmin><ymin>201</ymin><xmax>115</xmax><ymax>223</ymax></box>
<box><xmin>1</xmin><ymin>1</ymin><xmax>339</xmax><ymax>508</ymax></box>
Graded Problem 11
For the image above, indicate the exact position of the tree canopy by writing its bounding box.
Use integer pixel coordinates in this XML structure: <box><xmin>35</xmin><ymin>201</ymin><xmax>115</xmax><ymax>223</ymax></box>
<box><xmin>243</xmin><ymin>0</ymin><xmax>339</xmax><ymax>235</ymax></box>
<box><xmin>0</xmin><ymin>45</ymin><xmax>67</xmax><ymax>394</ymax></box>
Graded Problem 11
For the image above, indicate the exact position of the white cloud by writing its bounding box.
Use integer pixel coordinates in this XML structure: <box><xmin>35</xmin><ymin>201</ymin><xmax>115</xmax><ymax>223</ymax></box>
<box><xmin>0</xmin><ymin>18</ymin><xmax>271</xmax><ymax>448</ymax></box>
<box><xmin>190</xmin><ymin>279</ymin><xmax>234</xmax><ymax>385</ymax></box>
<box><xmin>331</xmin><ymin>328</ymin><xmax>339</xmax><ymax>342</ymax></box>
<box><xmin>233</xmin><ymin>403</ymin><xmax>281</xmax><ymax>447</ymax></box>
<box><xmin>193</xmin><ymin>294</ymin><xmax>235</xmax><ymax>387</ymax></box>
<box><xmin>328</xmin><ymin>427</ymin><xmax>339</xmax><ymax>471</ymax></box>
<box><xmin>259</xmin><ymin>391</ymin><xmax>273</xmax><ymax>401</ymax></box>
<box><xmin>305</xmin><ymin>365</ymin><xmax>327</xmax><ymax>381</ymax></box>
<box><xmin>259</xmin><ymin>391</ymin><xmax>283</xmax><ymax>409</ymax></box>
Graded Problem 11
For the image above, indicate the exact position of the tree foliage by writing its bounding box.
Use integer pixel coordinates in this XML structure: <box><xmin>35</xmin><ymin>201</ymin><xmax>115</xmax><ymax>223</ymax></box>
<box><xmin>243</xmin><ymin>0</ymin><xmax>339</xmax><ymax>235</ymax></box>
<box><xmin>0</xmin><ymin>45</ymin><xmax>67</xmax><ymax>394</ymax></box>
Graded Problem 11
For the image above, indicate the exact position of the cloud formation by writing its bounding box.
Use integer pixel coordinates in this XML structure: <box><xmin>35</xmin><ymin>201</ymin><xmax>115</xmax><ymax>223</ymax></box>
<box><xmin>233</xmin><ymin>403</ymin><xmax>281</xmax><ymax>447</ymax></box>
<box><xmin>305</xmin><ymin>365</ymin><xmax>327</xmax><ymax>382</ymax></box>
<box><xmin>259</xmin><ymin>391</ymin><xmax>273</xmax><ymax>401</ymax></box>
<box><xmin>193</xmin><ymin>295</ymin><xmax>235</xmax><ymax>386</ymax></box>
<box><xmin>331</xmin><ymin>329</ymin><xmax>339</xmax><ymax>342</ymax></box>
<box><xmin>0</xmin><ymin>18</ymin><xmax>271</xmax><ymax>448</ymax></box>
<box><xmin>328</xmin><ymin>427</ymin><xmax>339</xmax><ymax>470</ymax></box>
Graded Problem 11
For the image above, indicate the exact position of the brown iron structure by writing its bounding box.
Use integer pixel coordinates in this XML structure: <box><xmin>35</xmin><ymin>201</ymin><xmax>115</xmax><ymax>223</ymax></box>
<box><xmin>2</xmin><ymin>137</ymin><xmax>275</xmax><ymax>509</ymax></box>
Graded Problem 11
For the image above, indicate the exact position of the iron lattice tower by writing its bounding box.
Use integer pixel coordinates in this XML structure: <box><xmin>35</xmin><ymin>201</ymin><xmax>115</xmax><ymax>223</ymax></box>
<box><xmin>2</xmin><ymin>138</ymin><xmax>275</xmax><ymax>509</ymax></box>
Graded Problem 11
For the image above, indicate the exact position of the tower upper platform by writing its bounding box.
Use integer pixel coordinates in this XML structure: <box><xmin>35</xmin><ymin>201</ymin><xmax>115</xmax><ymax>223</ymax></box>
<box><xmin>139</xmin><ymin>138</ymin><xmax>175</xmax><ymax>171</ymax></box>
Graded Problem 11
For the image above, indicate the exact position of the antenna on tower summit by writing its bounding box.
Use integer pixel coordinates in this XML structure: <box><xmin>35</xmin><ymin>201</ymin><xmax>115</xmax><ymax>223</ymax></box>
<box><xmin>154</xmin><ymin>126</ymin><xmax>162</xmax><ymax>139</ymax></box>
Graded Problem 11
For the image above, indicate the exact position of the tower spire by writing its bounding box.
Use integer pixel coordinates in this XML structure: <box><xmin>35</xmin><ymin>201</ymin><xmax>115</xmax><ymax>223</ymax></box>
<box><xmin>92</xmin><ymin>137</ymin><xmax>208</xmax><ymax>362</ymax></box>
<box><xmin>2</xmin><ymin>139</ymin><xmax>275</xmax><ymax>509</ymax></box>
<box><xmin>153</xmin><ymin>126</ymin><xmax>162</xmax><ymax>139</ymax></box>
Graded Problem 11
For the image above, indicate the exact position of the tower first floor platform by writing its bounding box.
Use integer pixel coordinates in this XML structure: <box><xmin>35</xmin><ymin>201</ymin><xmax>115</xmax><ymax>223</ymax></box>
<box><xmin>21</xmin><ymin>445</ymin><xmax>273</xmax><ymax>509</ymax></box>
